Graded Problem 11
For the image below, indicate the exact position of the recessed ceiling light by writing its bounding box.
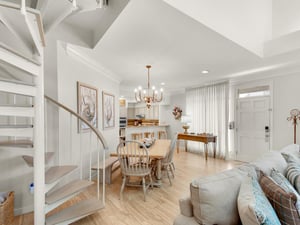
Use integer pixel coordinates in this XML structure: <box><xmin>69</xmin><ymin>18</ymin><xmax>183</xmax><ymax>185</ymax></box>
<box><xmin>202</xmin><ymin>70</ymin><xmax>209</xmax><ymax>74</ymax></box>
<box><xmin>161</xmin><ymin>82</ymin><xmax>165</xmax><ymax>86</ymax></box>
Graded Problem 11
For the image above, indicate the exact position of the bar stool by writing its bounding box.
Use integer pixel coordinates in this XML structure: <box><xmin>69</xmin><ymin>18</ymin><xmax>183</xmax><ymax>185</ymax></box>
<box><xmin>131</xmin><ymin>133</ymin><xmax>143</xmax><ymax>140</ymax></box>
<box><xmin>158</xmin><ymin>130</ymin><xmax>167</xmax><ymax>139</ymax></box>
<box><xmin>144</xmin><ymin>132</ymin><xmax>154</xmax><ymax>139</ymax></box>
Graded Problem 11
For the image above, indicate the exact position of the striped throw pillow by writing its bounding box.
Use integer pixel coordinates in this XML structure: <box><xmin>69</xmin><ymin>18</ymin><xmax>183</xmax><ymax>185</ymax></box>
<box><xmin>260</xmin><ymin>172</ymin><xmax>300</xmax><ymax>225</ymax></box>
<box><xmin>286</xmin><ymin>163</ymin><xmax>300</xmax><ymax>193</ymax></box>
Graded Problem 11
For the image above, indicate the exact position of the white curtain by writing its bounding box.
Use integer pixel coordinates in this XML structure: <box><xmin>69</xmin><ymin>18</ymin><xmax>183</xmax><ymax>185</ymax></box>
<box><xmin>186</xmin><ymin>82</ymin><xmax>229</xmax><ymax>159</ymax></box>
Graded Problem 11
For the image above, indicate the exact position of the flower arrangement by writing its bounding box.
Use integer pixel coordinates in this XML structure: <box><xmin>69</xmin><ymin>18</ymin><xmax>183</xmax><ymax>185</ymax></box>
<box><xmin>172</xmin><ymin>106</ymin><xmax>182</xmax><ymax>120</ymax></box>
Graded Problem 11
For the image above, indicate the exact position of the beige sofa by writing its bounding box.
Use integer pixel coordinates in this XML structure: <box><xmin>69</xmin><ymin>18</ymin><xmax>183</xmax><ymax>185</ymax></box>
<box><xmin>173</xmin><ymin>144</ymin><xmax>299</xmax><ymax>225</ymax></box>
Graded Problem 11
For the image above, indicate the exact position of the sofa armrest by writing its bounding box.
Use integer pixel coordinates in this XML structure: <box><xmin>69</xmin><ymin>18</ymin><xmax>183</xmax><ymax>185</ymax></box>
<box><xmin>179</xmin><ymin>196</ymin><xmax>193</xmax><ymax>217</ymax></box>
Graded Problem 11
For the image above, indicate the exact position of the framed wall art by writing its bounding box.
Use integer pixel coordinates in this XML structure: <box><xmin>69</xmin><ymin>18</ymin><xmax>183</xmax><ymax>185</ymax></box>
<box><xmin>77</xmin><ymin>82</ymin><xmax>98</xmax><ymax>131</ymax></box>
<box><xmin>102</xmin><ymin>91</ymin><xmax>115</xmax><ymax>129</ymax></box>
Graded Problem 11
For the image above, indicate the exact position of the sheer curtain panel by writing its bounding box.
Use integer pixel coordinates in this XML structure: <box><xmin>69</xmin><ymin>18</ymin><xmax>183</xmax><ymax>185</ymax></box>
<box><xmin>186</xmin><ymin>82</ymin><xmax>229</xmax><ymax>159</ymax></box>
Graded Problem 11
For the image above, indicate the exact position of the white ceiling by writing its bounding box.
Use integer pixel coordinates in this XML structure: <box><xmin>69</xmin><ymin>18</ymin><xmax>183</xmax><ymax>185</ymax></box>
<box><xmin>69</xmin><ymin>0</ymin><xmax>300</xmax><ymax>99</ymax></box>
<box><xmin>9</xmin><ymin>0</ymin><xmax>300</xmax><ymax>99</ymax></box>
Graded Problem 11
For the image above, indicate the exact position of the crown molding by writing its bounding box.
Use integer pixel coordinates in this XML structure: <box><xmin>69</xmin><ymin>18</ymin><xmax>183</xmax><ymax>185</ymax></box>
<box><xmin>65</xmin><ymin>44</ymin><xmax>121</xmax><ymax>84</ymax></box>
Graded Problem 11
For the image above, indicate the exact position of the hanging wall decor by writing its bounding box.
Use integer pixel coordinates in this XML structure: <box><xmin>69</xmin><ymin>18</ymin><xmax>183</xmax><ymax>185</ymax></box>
<box><xmin>102</xmin><ymin>91</ymin><xmax>115</xmax><ymax>129</ymax></box>
<box><xmin>287</xmin><ymin>109</ymin><xmax>300</xmax><ymax>144</ymax></box>
<box><xmin>77</xmin><ymin>82</ymin><xmax>98</xmax><ymax>131</ymax></box>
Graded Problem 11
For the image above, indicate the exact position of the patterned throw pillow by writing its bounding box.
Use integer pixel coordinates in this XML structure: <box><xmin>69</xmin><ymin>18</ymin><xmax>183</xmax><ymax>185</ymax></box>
<box><xmin>271</xmin><ymin>168</ymin><xmax>300</xmax><ymax>215</ymax></box>
<box><xmin>286</xmin><ymin>163</ymin><xmax>300</xmax><ymax>193</ymax></box>
<box><xmin>260</xmin><ymin>173</ymin><xmax>300</xmax><ymax>225</ymax></box>
<box><xmin>238</xmin><ymin>176</ymin><xmax>280</xmax><ymax>225</ymax></box>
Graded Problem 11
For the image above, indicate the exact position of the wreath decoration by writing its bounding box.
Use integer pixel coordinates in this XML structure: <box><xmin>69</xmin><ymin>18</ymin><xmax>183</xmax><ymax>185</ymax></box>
<box><xmin>172</xmin><ymin>106</ymin><xmax>182</xmax><ymax>120</ymax></box>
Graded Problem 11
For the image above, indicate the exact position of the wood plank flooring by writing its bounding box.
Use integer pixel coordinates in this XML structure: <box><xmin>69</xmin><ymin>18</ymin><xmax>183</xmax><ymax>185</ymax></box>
<box><xmin>14</xmin><ymin>150</ymin><xmax>242</xmax><ymax>225</ymax></box>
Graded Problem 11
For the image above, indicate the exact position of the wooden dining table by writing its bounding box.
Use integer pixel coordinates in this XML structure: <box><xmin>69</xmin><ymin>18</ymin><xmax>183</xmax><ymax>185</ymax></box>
<box><xmin>110</xmin><ymin>139</ymin><xmax>170</xmax><ymax>187</ymax></box>
<box><xmin>177</xmin><ymin>133</ymin><xmax>217</xmax><ymax>161</ymax></box>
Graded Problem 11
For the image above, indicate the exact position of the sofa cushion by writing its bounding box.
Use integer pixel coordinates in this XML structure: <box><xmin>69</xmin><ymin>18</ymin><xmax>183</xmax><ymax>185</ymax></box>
<box><xmin>281</xmin><ymin>144</ymin><xmax>300</xmax><ymax>166</ymax></box>
<box><xmin>282</xmin><ymin>152</ymin><xmax>300</xmax><ymax>165</ymax></box>
<box><xmin>280</xmin><ymin>144</ymin><xmax>300</xmax><ymax>158</ymax></box>
<box><xmin>251</xmin><ymin>150</ymin><xmax>287</xmax><ymax>176</ymax></box>
<box><xmin>238</xmin><ymin>176</ymin><xmax>280</xmax><ymax>225</ymax></box>
<box><xmin>259</xmin><ymin>173</ymin><xmax>300</xmax><ymax>225</ymax></box>
<box><xmin>286</xmin><ymin>163</ymin><xmax>300</xmax><ymax>193</ymax></box>
<box><xmin>190</xmin><ymin>168</ymin><xmax>246</xmax><ymax>225</ymax></box>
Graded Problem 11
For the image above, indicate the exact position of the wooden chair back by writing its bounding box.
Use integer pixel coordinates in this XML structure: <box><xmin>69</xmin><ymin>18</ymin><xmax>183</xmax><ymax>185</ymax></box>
<box><xmin>117</xmin><ymin>141</ymin><xmax>150</xmax><ymax>175</ymax></box>
<box><xmin>131</xmin><ymin>133</ymin><xmax>143</xmax><ymax>140</ymax></box>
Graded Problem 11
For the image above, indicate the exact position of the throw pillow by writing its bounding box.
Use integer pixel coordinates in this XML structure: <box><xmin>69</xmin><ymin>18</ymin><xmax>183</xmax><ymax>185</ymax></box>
<box><xmin>238</xmin><ymin>176</ymin><xmax>281</xmax><ymax>225</ymax></box>
<box><xmin>251</xmin><ymin>150</ymin><xmax>287</xmax><ymax>176</ymax></box>
<box><xmin>282</xmin><ymin>152</ymin><xmax>300</xmax><ymax>165</ymax></box>
<box><xmin>270</xmin><ymin>168</ymin><xmax>300</xmax><ymax>216</ymax></box>
<box><xmin>259</xmin><ymin>172</ymin><xmax>300</xmax><ymax>224</ymax></box>
<box><xmin>286</xmin><ymin>163</ymin><xmax>300</xmax><ymax>193</ymax></box>
<box><xmin>190</xmin><ymin>168</ymin><xmax>246</xmax><ymax>225</ymax></box>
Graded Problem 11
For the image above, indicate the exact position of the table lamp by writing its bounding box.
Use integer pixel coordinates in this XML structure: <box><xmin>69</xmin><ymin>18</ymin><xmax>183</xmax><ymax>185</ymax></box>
<box><xmin>181</xmin><ymin>115</ymin><xmax>191</xmax><ymax>134</ymax></box>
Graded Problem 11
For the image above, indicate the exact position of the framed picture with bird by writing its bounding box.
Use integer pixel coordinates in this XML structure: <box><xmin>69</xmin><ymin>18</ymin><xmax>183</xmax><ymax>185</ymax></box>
<box><xmin>77</xmin><ymin>81</ymin><xmax>98</xmax><ymax>131</ymax></box>
<box><xmin>102</xmin><ymin>91</ymin><xmax>115</xmax><ymax>129</ymax></box>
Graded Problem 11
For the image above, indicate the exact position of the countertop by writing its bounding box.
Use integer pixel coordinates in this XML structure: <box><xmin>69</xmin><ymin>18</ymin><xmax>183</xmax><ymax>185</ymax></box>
<box><xmin>126</xmin><ymin>124</ymin><xmax>169</xmax><ymax>128</ymax></box>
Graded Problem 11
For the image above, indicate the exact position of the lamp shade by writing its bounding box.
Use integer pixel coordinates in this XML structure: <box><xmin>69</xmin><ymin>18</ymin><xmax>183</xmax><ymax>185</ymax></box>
<box><xmin>181</xmin><ymin>115</ymin><xmax>191</xmax><ymax>124</ymax></box>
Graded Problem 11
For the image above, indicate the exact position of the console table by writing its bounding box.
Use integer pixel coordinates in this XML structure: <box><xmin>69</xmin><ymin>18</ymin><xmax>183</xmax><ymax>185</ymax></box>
<box><xmin>177</xmin><ymin>133</ymin><xmax>217</xmax><ymax>161</ymax></box>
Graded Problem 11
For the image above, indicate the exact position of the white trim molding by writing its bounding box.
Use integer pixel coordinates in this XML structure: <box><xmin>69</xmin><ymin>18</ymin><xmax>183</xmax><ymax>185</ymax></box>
<box><xmin>65</xmin><ymin>44</ymin><xmax>121</xmax><ymax>84</ymax></box>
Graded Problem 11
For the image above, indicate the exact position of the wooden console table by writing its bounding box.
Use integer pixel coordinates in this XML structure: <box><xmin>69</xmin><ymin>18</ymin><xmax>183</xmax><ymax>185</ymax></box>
<box><xmin>177</xmin><ymin>133</ymin><xmax>217</xmax><ymax>161</ymax></box>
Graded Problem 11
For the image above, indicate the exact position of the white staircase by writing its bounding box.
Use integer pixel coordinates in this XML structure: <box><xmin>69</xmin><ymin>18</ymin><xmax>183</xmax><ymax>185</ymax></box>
<box><xmin>0</xmin><ymin>1</ymin><xmax>108</xmax><ymax>224</ymax></box>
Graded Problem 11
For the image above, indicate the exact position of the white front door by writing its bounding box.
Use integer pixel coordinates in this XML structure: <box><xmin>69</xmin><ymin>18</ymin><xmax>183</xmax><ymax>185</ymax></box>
<box><xmin>236</xmin><ymin>97</ymin><xmax>271</xmax><ymax>162</ymax></box>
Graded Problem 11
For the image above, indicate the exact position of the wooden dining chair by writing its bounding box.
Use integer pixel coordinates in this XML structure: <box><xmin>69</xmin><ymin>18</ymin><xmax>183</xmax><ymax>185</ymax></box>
<box><xmin>153</xmin><ymin>133</ymin><xmax>177</xmax><ymax>185</ymax></box>
<box><xmin>144</xmin><ymin>132</ymin><xmax>154</xmax><ymax>139</ymax></box>
<box><xmin>158</xmin><ymin>130</ymin><xmax>167</xmax><ymax>139</ymax></box>
<box><xmin>116</xmin><ymin>140</ymin><xmax>153</xmax><ymax>201</ymax></box>
<box><xmin>131</xmin><ymin>133</ymin><xmax>143</xmax><ymax>140</ymax></box>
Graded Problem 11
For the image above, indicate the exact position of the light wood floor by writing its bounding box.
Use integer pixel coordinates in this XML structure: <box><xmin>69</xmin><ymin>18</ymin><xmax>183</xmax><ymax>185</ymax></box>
<box><xmin>14</xmin><ymin>150</ymin><xmax>242</xmax><ymax>225</ymax></box>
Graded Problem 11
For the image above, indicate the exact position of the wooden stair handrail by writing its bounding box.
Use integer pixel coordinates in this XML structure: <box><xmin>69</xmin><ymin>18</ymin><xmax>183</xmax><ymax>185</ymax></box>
<box><xmin>44</xmin><ymin>95</ymin><xmax>108</xmax><ymax>150</ymax></box>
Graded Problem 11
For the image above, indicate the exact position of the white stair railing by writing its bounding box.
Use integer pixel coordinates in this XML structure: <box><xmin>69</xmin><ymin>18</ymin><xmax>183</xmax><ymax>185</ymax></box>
<box><xmin>45</xmin><ymin>95</ymin><xmax>109</xmax><ymax>202</ymax></box>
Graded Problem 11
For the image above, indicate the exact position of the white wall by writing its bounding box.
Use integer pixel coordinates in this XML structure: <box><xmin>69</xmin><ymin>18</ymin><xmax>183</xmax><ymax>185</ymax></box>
<box><xmin>57</xmin><ymin>42</ymin><xmax>120</xmax><ymax>158</ymax></box>
<box><xmin>272</xmin><ymin>0</ymin><xmax>300</xmax><ymax>38</ymax></box>
<box><xmin>159</xmin><ymin>93</ymin><xmax>186</xmax><ymax>139</ymax></box>
<box><xmin>163</xmin><ymin>0</ymin><xmax>272</xmax><ymax>56</ymax></box>
<box><xmin>273</xmin><ymin>73</ymin><xmax>300</xmax><ymax>149</ymax></box>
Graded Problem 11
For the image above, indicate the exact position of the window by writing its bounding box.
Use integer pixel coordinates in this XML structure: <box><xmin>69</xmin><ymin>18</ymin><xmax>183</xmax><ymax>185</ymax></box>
<box><xmin>238</xmin><ymin>85</ymin><xmax>270</xmax><ymax>98</ymax></box>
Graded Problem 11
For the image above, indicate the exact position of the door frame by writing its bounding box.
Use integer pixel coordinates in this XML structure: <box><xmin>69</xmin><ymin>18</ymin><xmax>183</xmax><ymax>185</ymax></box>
<box><xmin>234</xmin><ymin>80</ymin><xmax>274</xmax><ymax>159</ymax></box>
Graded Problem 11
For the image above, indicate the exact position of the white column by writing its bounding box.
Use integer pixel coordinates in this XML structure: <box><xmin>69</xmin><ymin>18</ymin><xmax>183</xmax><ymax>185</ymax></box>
<box><xmin>33</xmin><ymin>50</ymin><xmax>45</xmax><ymax>225</ymax></box>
